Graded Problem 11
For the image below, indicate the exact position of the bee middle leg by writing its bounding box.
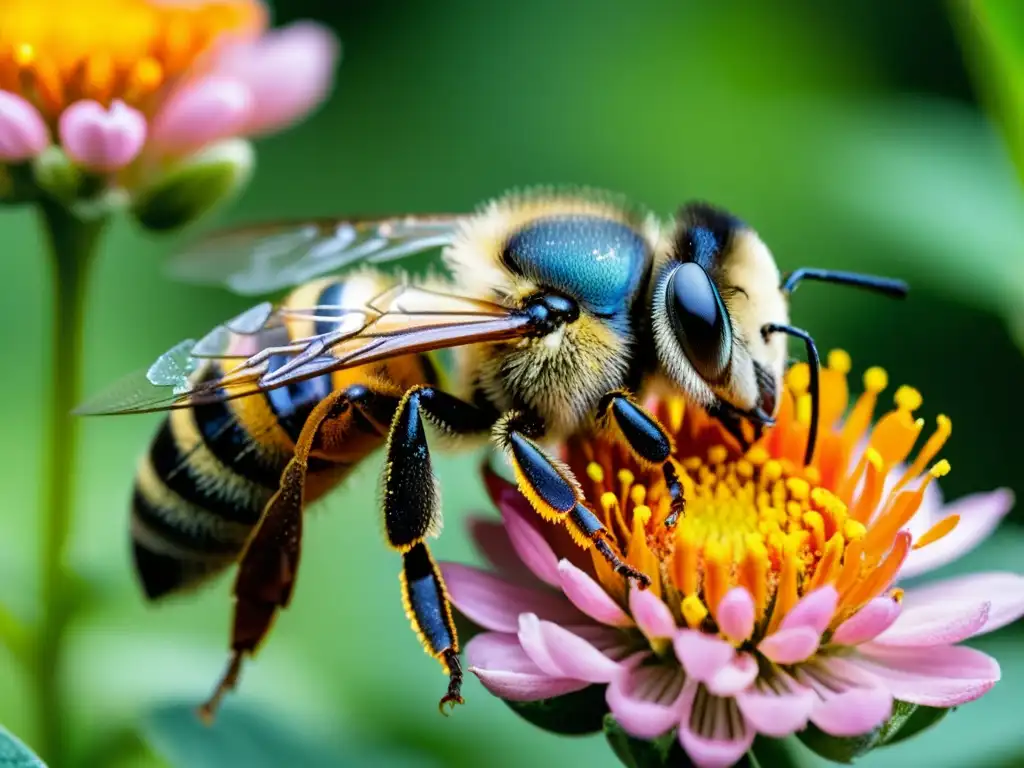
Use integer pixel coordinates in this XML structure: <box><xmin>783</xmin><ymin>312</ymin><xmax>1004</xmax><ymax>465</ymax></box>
<box><xmin>493</xmin><ymin>411</ymin><xmax>652</xmax><ymax>588</ymax></box>
<box><xmin>597</xmin><ymin>391</ymin><xmax>686</xmax><ymax>528</ymax></box>
<box><xmin>198</xmin><ymin>384</ymin><xmax>400</xmax><ymax>722</ymax></box>
<box><xmin>382</xmin><ymin>386</ymin><xmax>496</xmax><ymax>712</ymax></box>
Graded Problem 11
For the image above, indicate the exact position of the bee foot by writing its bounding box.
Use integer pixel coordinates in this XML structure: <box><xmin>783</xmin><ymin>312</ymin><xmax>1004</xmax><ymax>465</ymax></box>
<box><xmin>438</xmin><ymin>649</ymin><xmax>465</xmax><ymax>716</ymax></box>
<box><xmin>196</xmin><ymin>651</ymin><xmax>244</xmax><ymax>725</ymax></box>
<box><xmin>595</xmin><ymin>538</ymin><xmax>652</xmax><ymax>589</ymax></box>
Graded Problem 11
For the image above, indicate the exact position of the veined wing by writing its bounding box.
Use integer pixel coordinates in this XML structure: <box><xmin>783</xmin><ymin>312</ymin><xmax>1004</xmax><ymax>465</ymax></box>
<box><xmin>76</xmin><ymin>285</ymin><xmax>532</xmax><ymax>416</ymax></box>
<box><xmin>167</xmin><ymin>214</ymin><xmax>465</xmax><ymax>295</ymax></box>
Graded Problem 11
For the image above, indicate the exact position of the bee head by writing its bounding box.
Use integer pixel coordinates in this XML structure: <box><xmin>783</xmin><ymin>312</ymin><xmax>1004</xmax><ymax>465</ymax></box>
<box><xmin>651</xmin><ymin>203</ymin><xmax>785</xmax><ymax>421</ymax></box>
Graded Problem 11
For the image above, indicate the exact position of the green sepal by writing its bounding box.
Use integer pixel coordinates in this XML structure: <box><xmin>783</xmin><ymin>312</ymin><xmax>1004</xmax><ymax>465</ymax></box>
<box><xmin>131</xmin><ymin>139</ymin><xmax>254</xmax><ymax>232</ymax></box>
<box><xmin>877</xmin><ymin>702</ymin><xmax>951</xmax><ymax>747</ymax></box>
<box><xmin>603</xmin><ymin>715</ymin><xmax>693</xmax><ymax>768</ymax></box>
<box><xmin>0</xmin><ymin>724</ymin><xmax>47</xmax><ymax>767</ymax></box>
<box><xmin>797</xmin><ymin>723</ymin><xmax>882</xmax><ymax>764</ymax></box>
<box><xmin>32</xmin><ymin>146</ymin><xmax>83</xmax><ymax>204</ymax></box>
<box><xmin>504</xmin><ymin>684</ymin><xmax>609</xmax><ymax>735</ymax></box>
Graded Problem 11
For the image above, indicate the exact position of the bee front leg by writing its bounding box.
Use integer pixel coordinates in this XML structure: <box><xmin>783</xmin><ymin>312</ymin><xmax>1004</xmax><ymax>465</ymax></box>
<box><xmin>198</xmin><ymin>385</ymin><xmax>399</xmax><ymax>723</ymax></box>
<box><xmin>382</xmin><ymin>386</ymin><xmax>494</xmax><ymax>712</ymax></box>
<box><xmin>597</xmin><ymin>391</ymin><xmax>686</xmax><ymax>529</ymax></box>
<box><xmin>493</xmin><ymin>411</ymin><xmax>652</xmax><ymax>588</ymax></box>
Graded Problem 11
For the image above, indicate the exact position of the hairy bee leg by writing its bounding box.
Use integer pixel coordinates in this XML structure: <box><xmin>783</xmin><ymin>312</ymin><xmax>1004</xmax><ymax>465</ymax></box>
<box><xmin>598</xmin><ymin>392</ymin><xmax>685</xmax><ymax>529</ymax></box>
<box><xmin>198</xmin><ymin>385</ymin><xmax>399</xmax><ymax>723</ymax></box>
<box><xmin>494</xmin><ymin>412</ymin><xmax>652</xmax><ymax>589</ymax></box>
<box><xmin>383</xmin><ymin>386</ymin><xmax>494</xmax><ymax>711</ymax></box>
<box><xmin>706</xmin><ymin>400</ymin><xmax>753</xmax><ymax>452</ymax></box>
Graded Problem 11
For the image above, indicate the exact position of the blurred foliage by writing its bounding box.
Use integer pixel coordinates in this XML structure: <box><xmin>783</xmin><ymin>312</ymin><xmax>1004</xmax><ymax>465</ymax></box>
<box><xmin>1</xmin><ymin>1</ymin><xmax>1023</xmax><ymax>766</ymax></box>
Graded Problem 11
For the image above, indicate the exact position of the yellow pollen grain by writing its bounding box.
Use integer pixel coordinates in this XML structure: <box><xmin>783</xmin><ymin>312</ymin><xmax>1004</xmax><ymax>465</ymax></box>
<box><xmin>682</xmin><ymin>594</ymin><xmax>708</xmax><ymax>628</ymax></box>
<box><xmin>894</xmin><ymin>385</ymin><xmax>923</xmax><ymax>412</ymax></box>
<box><xmin>929</xmin><ymin>459</ymin><xmax>951</xmax><ymax>479</ymax></box>
<box><xmin>828</xmin><ymin>349</ymin><xmax>852</xmax><ymax>374</ymax></box>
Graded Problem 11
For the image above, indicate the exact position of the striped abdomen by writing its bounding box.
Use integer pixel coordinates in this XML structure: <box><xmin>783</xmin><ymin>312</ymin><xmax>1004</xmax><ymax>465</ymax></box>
<box><xmin>131</xmin><ymin>274</ymin><xmax>431</xmax><ymax>599</ymax></box>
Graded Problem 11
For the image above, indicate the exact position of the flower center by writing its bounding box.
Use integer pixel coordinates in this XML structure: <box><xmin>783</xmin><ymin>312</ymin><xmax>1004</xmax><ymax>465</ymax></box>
<box><xmin>569</xmin><ymin>351</ymin><xmax>960</xmax><ymax>645</ymax></box>
<box><xmin>0</xmin><ymin>0</ymin><xmax>264</xmax><ymax>118</ymax></box>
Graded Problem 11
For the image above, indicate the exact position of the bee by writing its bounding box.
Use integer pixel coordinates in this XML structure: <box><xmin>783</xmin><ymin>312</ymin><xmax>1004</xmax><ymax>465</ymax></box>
<box><xmin>78</xmin><ymin>188</ymin><xmax>907</xmax><ymax>719</ymax></box>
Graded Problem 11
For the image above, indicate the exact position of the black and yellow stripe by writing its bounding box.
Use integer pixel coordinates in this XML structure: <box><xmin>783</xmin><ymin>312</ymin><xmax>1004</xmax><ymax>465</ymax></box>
<box><xmin>131</xmin><ymin>275</ymin><xmax>433</xmax><ymax>599</ymax></box>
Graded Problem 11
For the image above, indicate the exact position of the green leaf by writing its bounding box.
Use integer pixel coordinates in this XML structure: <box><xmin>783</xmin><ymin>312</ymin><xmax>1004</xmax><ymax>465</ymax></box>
<box><xmin>878</xmin><ymin>703</ymin><xmax>951</xmax><ymax>747</ymax></box>
<box><xmin>602</xmin><ymin>715</ymin><xmax>690</xmax><ymax>768</ymax></box>
<box><xmin>504</xmin><ymin>684</ymin><xmax>609</xmax><ymax>735</ymax></box>
<box><xmin>0</xmin><ymin>724</ymin><xmax>47</xmax><ymax>768</ymax></box>
<box><xmin>141</xmin><ymin>701</ymin><xmax>352</xmax><ymax>768</ymax></box>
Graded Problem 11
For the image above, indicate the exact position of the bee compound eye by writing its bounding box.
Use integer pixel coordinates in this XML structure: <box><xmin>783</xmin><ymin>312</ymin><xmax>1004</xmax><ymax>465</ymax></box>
<box><xmin>665</xmin><ymin>262</ymin><xmax>732</xmax><ymax>383</ymax></box>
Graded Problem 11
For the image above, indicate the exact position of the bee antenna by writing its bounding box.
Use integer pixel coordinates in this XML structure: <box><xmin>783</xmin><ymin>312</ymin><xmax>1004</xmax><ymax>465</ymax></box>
<box><xmin>782</xmin><ymin>268</ymin><xmax>908</xmax><ymax>299</ymax></box>
<box><xmin>761</xmin><ymin>323</ymin><xmax>820</xmax><ymax>466</ymax></box>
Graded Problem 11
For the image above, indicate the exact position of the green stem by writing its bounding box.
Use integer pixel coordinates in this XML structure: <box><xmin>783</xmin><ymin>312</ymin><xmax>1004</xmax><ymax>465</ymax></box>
<box><xmin>33</xmin><ymin>199</ymin><xmax>106</xmax><ymax>766</ymax></box>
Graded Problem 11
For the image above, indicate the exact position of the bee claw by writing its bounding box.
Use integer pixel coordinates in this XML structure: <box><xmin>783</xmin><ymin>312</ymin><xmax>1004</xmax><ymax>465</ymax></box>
<box><xmin>438</xmin><ymin>693</ymin><xmax>465</xmax><ymax>716</ymax></box>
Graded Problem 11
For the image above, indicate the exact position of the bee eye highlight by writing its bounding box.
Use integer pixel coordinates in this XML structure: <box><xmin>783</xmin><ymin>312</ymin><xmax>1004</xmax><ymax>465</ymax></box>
<box><xmin>665</xmin><ymin>263</ymin><xmax>732</xmax><ymax>383</ymax></box>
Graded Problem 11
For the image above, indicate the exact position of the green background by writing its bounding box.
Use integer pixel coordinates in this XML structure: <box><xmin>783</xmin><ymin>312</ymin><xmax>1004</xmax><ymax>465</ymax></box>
<box><xmin>2</xmin><ymin>1</ymin><xmax>1024</xmax><ymax>765</ymax></box>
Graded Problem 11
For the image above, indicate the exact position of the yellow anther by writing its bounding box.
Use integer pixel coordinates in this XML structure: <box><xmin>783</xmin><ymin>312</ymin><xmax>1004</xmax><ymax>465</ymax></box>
<box><xmin>786</xmin><ymin>477</ymin><xmax>810</xmax><ymax>501</ymax></box>
<box><xmin>828</xmin><ymin>349</ymin><xmax>852</xmax><ymax>374</ymax></box>
<box><xmin>796</xmin><ymin>393</ymin><xmax>812</xmax><ymax>426</ymax></box>
<box><xmin>745</xmin><ymin>446</ymin><xmax>769</xmax><ymax>466</ymax></box>
<box><xmin>735</xmin><ymin>459</ymin><xmax>754</xmax><ymax>479</ymax></box>
<box><xmin>586</xmin><ymin>462</ymin><xmax>605</xmax><ymax>483</ymax></box>
<box><xmin>929</xmin><ymin>459</ymin><xmax>951</xmax><ymax>479</ymax></box>
<box><xmin>894</xmin><ymin>385</ymin><xmax>923</xmax><ymax>412</ymax></box>
<box><xmin>682</xmin><ymin>457</ymin><xmax>703</xmax><ymax>471</ymax></box>
<box><xmin>668</xmin><ymin>397</ymin><xmax>685</xmax><ymax>433</ymax></box>
<box><xmin>600</xmin><ymin>492</ymin><xmax>619</xmax><ymax>513</ymax></box>
<box><xmin>682</xmin><ymin>595</ymin><xmax>708</xmax><ymax>628</ymax></box>
<box><xmin>787</xmin><ymin>363</ymin><xmax>811</xmax><ymax>395</ymax></box>
<box><xmin>633</xmin><ymin>505</ymin><xmax>652</xmax><ymax>527</ymax></box>
<box><xmin>865</xmin><ymin>447</ymin><xmax>883</xmax><ymax>471</ymax></box>
<box><xmin>843</xmin><ymin>519</ymin><xmax>867</xmax><ymax>541</ymax></box>
<box><xmin>803</xmin><ymin>465</ymin><xmax>821</xmax><ymax>485</ymax></box>
<box><xmin>617</xmin><ymin>469</ymin><xmax>634</xmax><ymax>488</ymax></box>
<box><xmin>890</xmin><ymin>588</ymin><xmax>904</xmax><ymax>604</ymax></box>
<box><xmin>762</xmin><ymin>460</ymin><xmax>783</xmax><ymax>484</ymax></box>
<box><xmin>864</xmin><ymin>366</ymin><xmax>888</xmax><ymax>393</ymax></box>
<box><xmin>708</xmin><ymin>445</ymin><xmax>729</xmax><ymax>465</ymax></box>
<box><xmin>14</xmin><ymin>43</ymin><xmax>34</xmax><ymax>66</ymax></box>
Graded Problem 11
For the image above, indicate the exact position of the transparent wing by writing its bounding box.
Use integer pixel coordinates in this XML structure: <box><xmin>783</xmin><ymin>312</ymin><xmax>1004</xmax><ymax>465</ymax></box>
<box><xmin>167</xmin><ymin>214</ymin><xmax>465</xmax><ymax>295</ymax></box>
<box><xmin>76</xmin><ymin>286</ymin><xmax>532</xmax><ymax>416</ymax></box>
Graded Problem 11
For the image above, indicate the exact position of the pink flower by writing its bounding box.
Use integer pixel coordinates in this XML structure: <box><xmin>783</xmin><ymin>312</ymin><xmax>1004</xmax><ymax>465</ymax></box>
<box><xmin>0</xmin><ymin>91</ymin><xmax>50</xmax><ymax>161</ymax></box>
<box><xmin>442</xmin><ymin>355</ymin><xmax>1024</xmax><ymax>768</ymax></box>
<box><xmin>59</xmin><ymin>100</ymin><xmax>147</xmax><ymax>173</ymax></box>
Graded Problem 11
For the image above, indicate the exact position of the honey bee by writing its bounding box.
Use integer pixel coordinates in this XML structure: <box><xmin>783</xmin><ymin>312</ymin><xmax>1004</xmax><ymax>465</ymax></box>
<box><xmin>78</xmin><ymin>188</ymin><xmax>907</xmax><ymax>719</ymax></box>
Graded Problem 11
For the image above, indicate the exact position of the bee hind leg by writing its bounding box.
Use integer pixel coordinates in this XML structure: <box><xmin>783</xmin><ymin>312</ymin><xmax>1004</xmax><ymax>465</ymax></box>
<box><xmin>198</xmin><ymin>385</ymin><xmax>398</xmax><ymax>723</ymax></box>
<box><xmin>493</xmin><ymin>411</ymin><xmax>652</xmax><ymax>589</ymax></box>
<box><xmin>382</xmin><ymin>386</ymin><xmax>495</xmax><ymax>712</ymax></box>
<box><xmin>598</xmin><ymin>391</ymin><xmax>686</xmax><ymax>529</ymax></box>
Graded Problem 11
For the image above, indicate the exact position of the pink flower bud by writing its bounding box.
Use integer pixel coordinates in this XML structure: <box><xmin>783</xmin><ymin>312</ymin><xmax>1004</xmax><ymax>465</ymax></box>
<box><xmin>0</xmin><ymin>90</ymin><xmax>50</xmax><ymax>161</ymax></box>
<box><xmin>58</xmin><ymin>100</ymin><xmax>147</xmax><ymax>173</ymax></box>
<box><xmin>149</xmin><ymin>76</ymin><xmax>253</xmax><ymax>155</ymax></box>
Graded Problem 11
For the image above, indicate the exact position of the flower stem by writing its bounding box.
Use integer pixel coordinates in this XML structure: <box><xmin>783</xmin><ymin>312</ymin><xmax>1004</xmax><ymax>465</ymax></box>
<box><xmin>33</xmin><ymin>199</ymin><xmax>106</xmax><ymax>766</ymax></box>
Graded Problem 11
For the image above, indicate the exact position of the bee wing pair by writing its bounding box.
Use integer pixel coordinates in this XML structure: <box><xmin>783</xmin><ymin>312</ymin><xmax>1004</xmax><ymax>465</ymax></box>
<box><xmin>77</xmin><ymin>216</ymin><xmax>532</xmax><ymax>416</ymax></box>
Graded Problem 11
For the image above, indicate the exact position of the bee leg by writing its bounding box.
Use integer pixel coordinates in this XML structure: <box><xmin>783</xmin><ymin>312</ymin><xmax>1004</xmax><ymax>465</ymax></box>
<box><xmin>493</xmin><ymin>411</ymin><xmax>652</xmax><ymax>589</ymax></box>
<box><xmin>382</xmin><ymin>386</ymin><xmax>495</xmax><ymax>712</ymax></box>
<box><xmin>597</xmin><ymin>391</ymin><xmax>685</xmax><ymax>529</ymax></box>
<box><xmin>706</xmin><ymin>400</ymin><xmax>754</xmax><ymax>452</ymax></box>
<box><xmin>198</xmin><ymin>385</ymin><xmax>398</xmax><ymax>723</ymax></box>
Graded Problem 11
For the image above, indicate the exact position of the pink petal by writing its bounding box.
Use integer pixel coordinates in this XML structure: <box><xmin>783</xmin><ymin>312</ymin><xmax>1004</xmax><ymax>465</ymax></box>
<box><xmin>706</xmin><ymin>653</ymin><xmax>759</xmax><ymax>696</ymax></box>
<box><xmin>518</xmin><ymin>613</ymin><xmax>621</xmax><ymax>683</ymax></box>
<box><xmin>736</xmin><ymin>675</ymin><xmax>816</xmax><ymax>737</ymax></box>
<box><xmin>499</xmin><ymin>488</ymin><xmax>560</xmax><ymax>586</ymax></box>
<box><xmin>630</xmin><ymin>586</ymin><xmax>677</xmax><ymax>639</ymax></box>
<box><xmin>678</xmin><ymin>690</ymin><xmax>756</xmax><ymax>768</ymax></box>
<box><xmin>605</xmin><ymin>656</ymin><xmax>686</xmax><ymax>739</ymax></box>
<box><xmin>0</xmin><ymin>91</ymin><xmax>49</xmax><ymax>160</ymax></box>
<box><xmin>58</xmin><ymin>99</ymin><xmax>145</xmax><ymax>172</ymax></box>
<box><xmin>855</xmin><ymin>643</ymin><xmax>1001</xmax><ymax>706</ymax></box>
<box><xmin>715</xmin><ymin>588</ymin><xmax>755</xmax><ymax>643</ymax></box>
<box><xmin>468</xmin><ymin>518</ymin><xmax>537</xmax><ymax>583</ymax></box>
<box><xmin>673</xmin><ymin>631</ymin><xmax>734</xmax><ymax>683</ymax></box>
<box><xmin>872</xmin><ymin>599</ymin><xmax>990</xmax><ymax>647</ymax></box>
<box><xmin>831</xmin><ymin>597</ymin><xmax>902</xmax><ymax>646</ymax></box>
<box><xmin>897</xmin><ymin>572</ymin><xmax>1024</xmax><ymax>636</ymax></box>
<box><xmin>465</xmin><ymin>632</ymin><xmax>589</xmax><ymax>701</ymax></box>
<box><xmin>557</xmin><ymin>560</ymin><xmax>633</xmax><ymax>627</ymax></box>
<box><xmin>900</xmin><ymin>488</ymin><xmax>1014</xmax><ymax>579</ymax></box>
<box><xmin>811</xmin><ymin>686</ymin><xmax>894</xmax><ymax>737</ymax></box>
<box><xmin>211</xmin><ymin>21</ymin><xmax>339</xmax><ymax>136</ymax></box>
<box><xmin>757</xmin><ymin>626</ymin><xmax>821</xmax><ymax>664</ymax></box>
<box><xmin>779</xmin><ymin>586</ymin><xmax>838</xmax><ymax>634</ymax></box>
<box><xmin>150</xmin><ymin>76</ymin><xmax>252</xmax><ymax>154</ymax></box>
<box><xmin>440</xmin><ymin>563</ymin><xmax>583</xmax><ymax>632</ymax></box>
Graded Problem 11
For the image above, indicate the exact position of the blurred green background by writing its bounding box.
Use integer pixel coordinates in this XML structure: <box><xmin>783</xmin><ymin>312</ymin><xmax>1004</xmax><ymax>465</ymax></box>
<box><xmin>2</xmin><ymin>1</ymin><xmax>1024</xmax><ymax>766</ymax></box>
